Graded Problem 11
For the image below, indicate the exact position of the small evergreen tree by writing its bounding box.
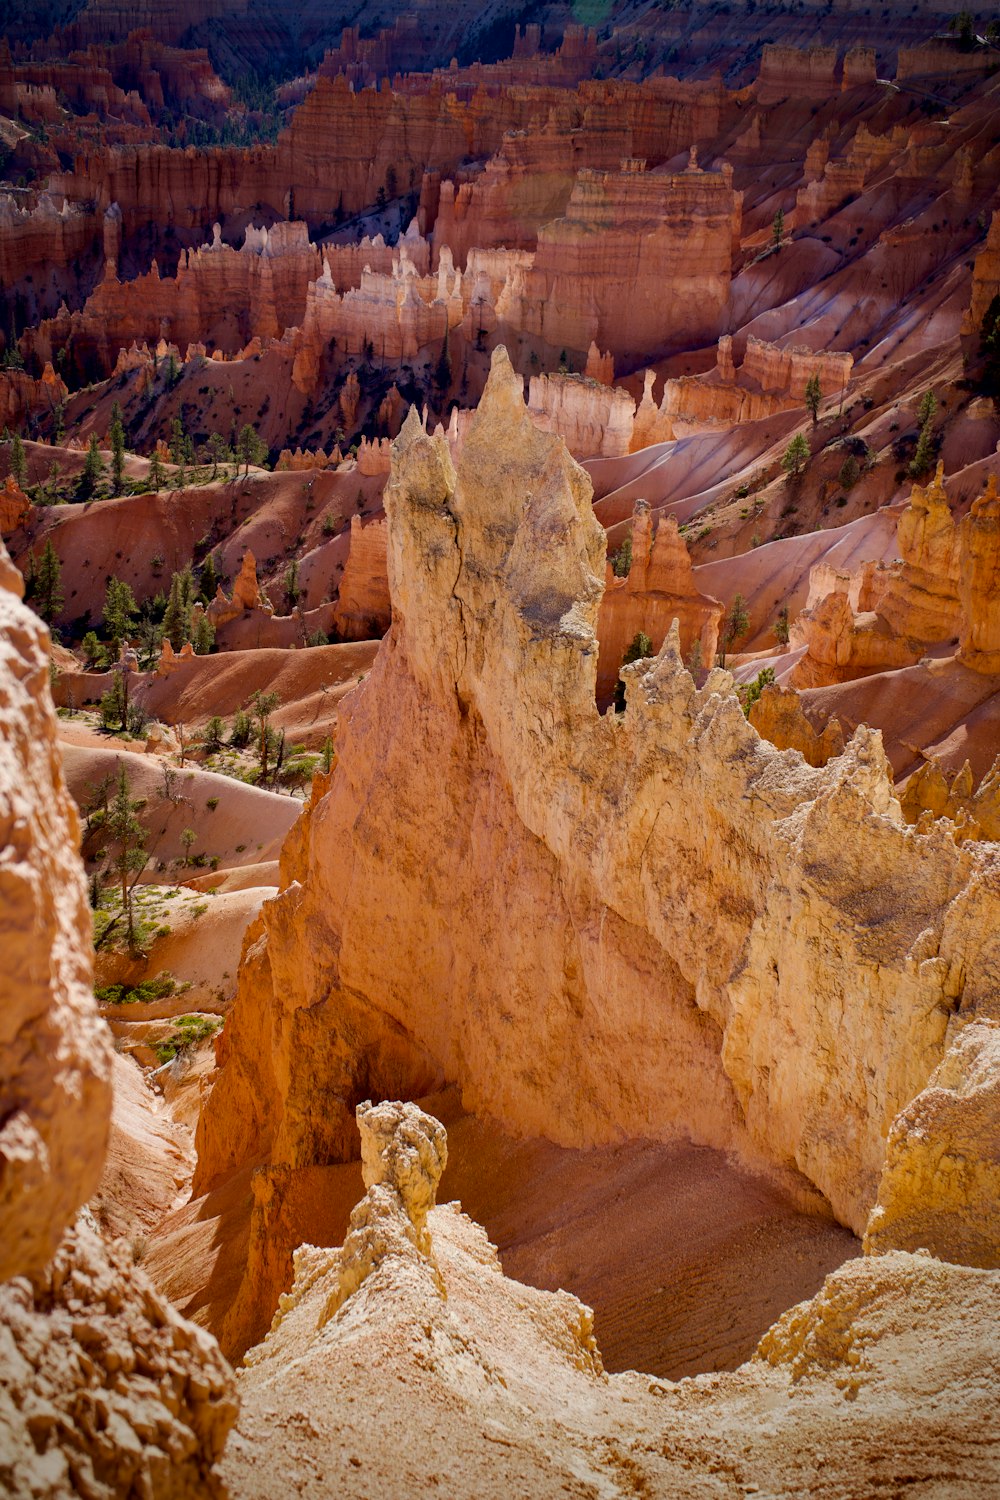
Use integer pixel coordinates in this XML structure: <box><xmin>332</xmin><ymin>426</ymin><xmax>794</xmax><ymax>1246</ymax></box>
<box><xmin>104</xmin><ymin>764</ymin><xmax>147</xmax><ymax>952</ymax></box>
<box><xmin>719</xmin><ymin>593</ymin><xmax>750</xmax><ymax>667</ymax></box>
<box><xmin>283</xmin><ymin>558</ymin><xmax>300</xmax><ymax>610</ymax></box>
<box><xmin>739</xmin><ymin>666</ymin><xmax>776</xmax><ymax>717</ymax></box>
<box><xmin>110</xmin><ymin>402</ymin><xmax>126</xmax><ymax>494</ymax></box>
<box><xmin>169</xmin><ymin>417</ymin><xmax>186</xmax><ymax>466</ymax></box>
<box><xmin>81</xmin><ymin>630</ymin><xmax>105</xmax><ymax>668</ymax></box>
<box><xmin>199</xmin><ymin>553</ymin><xmax>220</xmax><ymax>603</ymax></box>
<box><xmin>77</xmin><ymin>432</ymin><xmax>103</xmax><ymax>501</ymax></box>
<box><xmin>192</xmin><ymin>612</ymin><xmax>215</xmax><ymax>655</ymax></box>
<box><xmin>804</xmin><ymin>374</ymin><xmax>822</xmax><ymax>425</ymax></box>
<box><xmin>236</xmin><ymin>423</ymin><xmax>266</xmax><ymax>475</ymax></box>
<box><xmin>771</xmin><ymin>208</ymin><xmax>784</xmax><ymax>251</ymax></box>
<box><xmin>207</xmin><ymin>431</ymin><xmax>229</xmax><ymax>479</ymax></box>
<box><xmin>203</xmin><ymin>715</ymin><xmax>224</xmax><ymax>753</ymax></box>
<box><xmin>147</xmin><ymin>448</ymin><xmax>166</xmax><ymax>490</ymax></box>
<box><xmin>32</xmin><ymin>538</ymin><xmax>63</xmax><ymax>623</ymax></box>
<box><xmin>229</xmin><ymin>709</ymin><xmax>252</xmax><ymax>748</ymax></box>
<box><xmin>248</xmin><ymin>689</ymin><xmax>280</xmax><ymax>782</ymax></box>
<box><xmin>781</xmin><ymin>432</ymin><xmax>810</xmax><ymax>478</ymax></box>
<box><xmin>433</xmin><ymin>327</ymin><xmax>452</xmax><ymax>393</ymax></box>
<box><xmin>9</xmin><ymin>431</ymin><xmax>26</xmax><ymax>486</ymax></box>
<box><xmin>838</xmin><ymin>454</ymin><xmax>861</xmax><ymax>490</ymax></box>
<box><xmin>773</xmin><ymin>606</ymin><xmax>790</xmax><ymax>646</ymax></box>
<box><xmin>909</xmin><ymin>391</ymin><xmax>938</xmax><ymax>478</ymax></box>
<box><xmin>103</xmin><ymin>576</ymin><xmax>138</xmax><ymax>658</ymax></box>
<box><xmin>162</xmin><ymin>568</ymin><xmax>194</xmax><ymax>649</ymax></box>
<box><xmin>610</xmin><ymin>534</ymin><xmax>632</xmax><ymax>578</ymax></box>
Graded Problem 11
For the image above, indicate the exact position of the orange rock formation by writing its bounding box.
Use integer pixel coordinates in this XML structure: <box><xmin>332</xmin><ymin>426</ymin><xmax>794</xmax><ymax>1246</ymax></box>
<box><xmin>193</xmin><ymin>351</ymin><xmax>1000</xmax><ymax>1356</ymax></box>
<box><xmin>597</xmin><ymin>501</ymin><xmax>723</xmax><ymax>700</ymax></box>
<box><xmin>332</xmin><ymin>516</ymin><xmax>391</xmax><ymax>640</ymax></box>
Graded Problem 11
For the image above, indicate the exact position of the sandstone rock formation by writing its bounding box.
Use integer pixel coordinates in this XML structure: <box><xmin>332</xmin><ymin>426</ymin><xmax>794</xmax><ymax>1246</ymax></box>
<box><xmin>194</xmin><ymin>350</ymin><xmax>1000</xmax><ymax>1356</ymax></box>
<box><xmin>964</xmin><ymin>209</ymin><xmax>1000</xmax><ymax>337</ymax></box>
<box><xmin>206</xmin><ymin>550</ymin><xmax>272</xmax><ymax>630</ymax></box>
<box><xmin>0</xmin><ymin>540</ymin><xmax>111</xmax><ymax>1281</ymax></box>
<box><xmin>597</xmin><ymin>502</ymin><xmax>723</xmax><ymax>700</ymax></box>
<box><xmin>901</xmin><ymin>755</ymin><xmax>1000</xmax><ymax>842</ymax></box>
<box><xmin>499</xmin><ymin>157</ymin><xmax>739</xmax><ymax>359</ymax></box>
<box><xmin>332</xmin><ymin>516</ymin><xmax>390</xmax><ymax>641</ymax></box>
<box><xmin>527</xmin><ymin>371</ymin><xmax>635</xmax><ymax>458</ymax></box>
<box><xmin>790</xmin><ymin>469</ymin><xmax>1000</xmax><ymax>687</ymax></box>
<box><xmin>0</xmin><ymin>474</ymin><xmax>31</xmax><ymax>535</ymax></box>
<box><xmin>0</xmin><ymin>1219</ymin><xmax>237</xmax><ymax>1499</ymax></box>
<box><xmin>225</xmin><ymin>1101</ymin><xmax>1000</xmax><ymax>1500</ymax></box>
<box><xmin>0</xmin><ymin>534</ymin><xmax>238</xmax><ymax>1492</ymax></box>
<box><xmin>748</xmin><ymin>682</ymin><xmax>845</xmax><ymax>767</ymax></box>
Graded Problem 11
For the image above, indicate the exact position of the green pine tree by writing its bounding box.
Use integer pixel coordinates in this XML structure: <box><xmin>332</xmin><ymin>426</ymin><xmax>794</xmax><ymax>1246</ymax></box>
<box><xmin>9</xmin><ymin>431</ymin><xmax>26</xmax><ymax>486</ymax></box>
<box><xmin>103</xmin><ymin>576</ymin><xmax>138</xmax><ymax>657</ymax></box>
<box><xmin>110</xmin><ymin>402</ymin><xmax>126</xmax><ymax>494</ymax></box>
<box><xmin>162</xmin><ymin>568</ymin><xmax>194</xmax><ymax>649</ymax></box>
<box><xmin>32</xmin><ymin>538</ymin><xmax>64</xmax><ymax>623</ymax></box>
<box><xmin>77</xmin><ymin>432</ymin><xmax>103</xmax><ymax>501</ymax></box>
<box><xmin>104</xmin><ymin>764</ymin><xmax>147</xmax><ymax>951</ymax></box>
<box><xmin>804</xmin><ymin>374</ymin><xmax>822</xmax><ymax>425</ymax></box>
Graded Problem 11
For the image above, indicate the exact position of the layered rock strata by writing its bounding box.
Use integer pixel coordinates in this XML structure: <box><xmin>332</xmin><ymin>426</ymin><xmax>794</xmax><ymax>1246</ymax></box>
<box><xmin>195</xmin><ymin>350</ymin><xmax>1000</xmax><ymax>1354</ymax></box>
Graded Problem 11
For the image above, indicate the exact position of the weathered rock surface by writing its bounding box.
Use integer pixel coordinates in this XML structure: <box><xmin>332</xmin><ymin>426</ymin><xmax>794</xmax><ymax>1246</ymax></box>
<box><xmin>332</xmin><ymin>516</ymin><xmax>390</xmax><ymax>641</ymax></box>
<box><xmin>0</xmin><ymin>538</ymin><xmax>111</xmax><ymax>1281</ymax></box>
<box><xmin>194</xmin><ymin>350</ymin><xmax>1000</xmax><ymax>1355</ymax></box>
<box><xmin>0</xmin><ymin>1220</ymin><xmax>237</xmax><ymax>1499</ymax></box>
<box><xmin>597</xmin><ymin>502</ymin><xmax>723</xmax><ymax>700</ymax></box>
<box><xmin>748</xmin><ymin>681</ymin><xmax>845</xmax><ymax>767</ymax></box>
<box><xmin>225</xmin><ymin>1102</ymin><xmax>1000</xmax><ymax>1500</ymax></box>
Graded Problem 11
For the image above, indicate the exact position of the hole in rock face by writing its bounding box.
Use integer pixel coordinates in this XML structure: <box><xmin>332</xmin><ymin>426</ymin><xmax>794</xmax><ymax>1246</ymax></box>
<box><xmin>425</xmin><ymin>1088</ymin><xmax>860</xmax><ymax>1380</ymax></box>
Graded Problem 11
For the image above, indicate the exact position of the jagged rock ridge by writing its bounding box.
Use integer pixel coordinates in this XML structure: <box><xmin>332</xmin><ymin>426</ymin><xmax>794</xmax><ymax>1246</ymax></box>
<box><xmin>195</xmin><ymin>348</ymin><xmax>1000</xmax><ymax>1354</ymax></box>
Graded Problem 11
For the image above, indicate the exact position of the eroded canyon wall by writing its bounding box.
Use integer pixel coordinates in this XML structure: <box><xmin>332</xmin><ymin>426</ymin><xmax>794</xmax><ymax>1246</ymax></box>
<box><xmin>195</xmin><ymin>350</ymin><xmax>1000</xmax><ymax>1354</ymax></box>
<box><xmin>0</xmin><ymin>536</ymin><xmax>238</xmax><ymax>1495</ymax></box>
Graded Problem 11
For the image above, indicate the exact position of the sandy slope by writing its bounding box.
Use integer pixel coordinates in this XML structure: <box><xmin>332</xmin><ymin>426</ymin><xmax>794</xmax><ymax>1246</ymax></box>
<box><xmin>59</xmin><ymin>734</ymin><xmax>300</xmax><ymax>872</ymax></box>
<box><xmin>148</xmin><ymin>1090</ymin><xmax>856</xmax><ymax>1380</ymax></box>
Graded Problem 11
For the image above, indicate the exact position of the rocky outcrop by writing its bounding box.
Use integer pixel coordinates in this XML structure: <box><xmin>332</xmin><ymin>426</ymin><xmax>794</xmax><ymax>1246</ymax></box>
<box><xmin>207</xmin><ymin>550</ymin><xmax>273</xmax><ymax>630</ymax></box>
<box><xmin>748</xmin><ymin>682</ymin><xmax>845</xmax><ymax>767</ymax></box>
<box><xmin>332</xmin><ymin>516</ymin><xmax>391</xmax><ymax>640</ymax></box>
<box><xmin>0</xmin><ymin>534</ymin><xmax>238</xmax><ymax>1491</ymax></box>
<box><xmin>500</xmin><ymin>157</ymin><xmax>739</xmax><ymax>359</ymax></box>
<box><xmin>527</xmin><ymin>371</ymin><xmax>635</xmax><ymax>458</ymax></box>
<box><xmin>0</xmin><ymin>474</ymin><xmax>31</xmax><ymax>535</ymax></box>
<box><xmin>865</xmin><ymin>1020</ymin><xmax>1000</xmax><ymax>1266</ymax></box>
<box><xmin>25</xmin><ymin>220</ymin><xmax>322</xmax><ymax>378</ymax></box>
<box><xmin>901</xmin><ymin>755</ymin><xmax>1000</xmax><ymax>842</ymax></box>
<box><xmin>957</xmin><ymin>474</ymin><xmax>1000</xmax><ymax>671</ymax></box>
<box><xmin>194</xmin><ymin>350</ymin><xmax>1000</xmax><ymax>1355</ymax></box>
<box><xmin>226</xmin><ymin>1102</ymin><xmax>1000</xmax><ymax>1500</ymax></box>
<box><xmin>597</xmin><ymin>502</ymin><xmax>723</xmax><ymax>700</ymax></box>
<box><xmin>964</xmin><ymin>210</ymin><xmax>1000</xmax><ymax>337</ymax></box>
<box><xmin>0</xmin><ymin>1219</ymin><xmax>237</xmax><ymax>1499</ymax></box>
<box><xmin>791</xmin><ymin>469</ymin><xmax>1000</xmax><ymax>687</ymax></box>
<box><xmin>0</xmin><ymin>541</ymin><xmax>111</xmax><ymax>1281</ymax></box>
<box><xmin>757</xmin><ymin>44</ymin><xmax>838</xmax><ymax>106</ymax></box>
